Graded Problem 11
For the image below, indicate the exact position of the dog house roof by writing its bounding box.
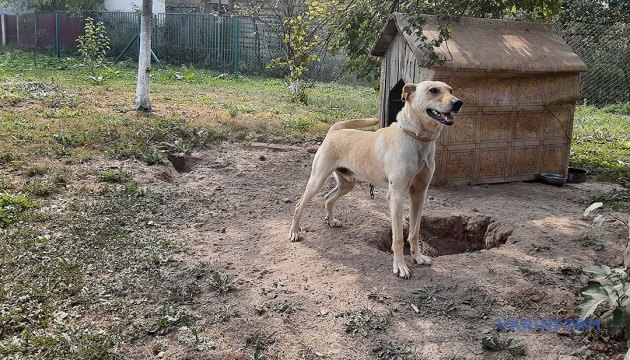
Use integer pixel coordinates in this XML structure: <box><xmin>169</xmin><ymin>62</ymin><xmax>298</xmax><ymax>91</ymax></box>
<box><xmin>370</xmin><ymin>13</ymin><xmax>587</xmax><ymax>74</ymax></box>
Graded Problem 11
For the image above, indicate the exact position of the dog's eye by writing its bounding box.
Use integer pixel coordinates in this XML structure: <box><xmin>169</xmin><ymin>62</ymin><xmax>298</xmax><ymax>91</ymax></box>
<box><xmin>428</xmin><ymin>88</ymin><xmax>439</xmax><ymax>94</ymax></box>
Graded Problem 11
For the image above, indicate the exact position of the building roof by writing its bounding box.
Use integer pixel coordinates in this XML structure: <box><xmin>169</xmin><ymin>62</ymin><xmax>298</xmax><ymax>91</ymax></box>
<box><xmin>370</xmin><ymin>13</ymin><xmax>588</xmax><ymax>74</ymax></box>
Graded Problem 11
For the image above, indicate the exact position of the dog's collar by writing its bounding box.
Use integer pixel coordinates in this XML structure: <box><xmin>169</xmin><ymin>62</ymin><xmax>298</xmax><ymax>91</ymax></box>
<box><xmin>402</xmin><ymin>128</ymin><xmax>435</xmax><ymax>142</ymax></box>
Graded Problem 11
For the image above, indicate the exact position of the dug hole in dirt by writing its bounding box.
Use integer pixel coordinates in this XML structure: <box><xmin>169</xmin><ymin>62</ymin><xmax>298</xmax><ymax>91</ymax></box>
<box><xmin>131</xmin><ymin>142</ymin><xmax>628</xmax><ymax>359</ymax></box>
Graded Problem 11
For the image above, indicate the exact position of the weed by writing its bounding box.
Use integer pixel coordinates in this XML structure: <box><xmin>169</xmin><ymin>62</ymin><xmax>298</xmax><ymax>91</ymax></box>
<box><xmin>555</xmin><ymin>265</ymin><xmax>586</xmax><ymax>278</ymax></box>
<box><xmin>0</xmin><ymin>151</ymin><xmax>22</xmax><ymax>163</ymax></box>
<box><xmin>169</xmin><ymin>282</ymin><xmax>201</xmax><ymax>304</ymax></box>
<box><xmin>22</xmin><ymin>178</ymin><xmax>59</xmax><ymax>197</ymax></box>
<box><xmin>240</xmin><ymin>140</ymin><xmax>252</xmax><ymax>147</ymax></box>
<box><xmin>344</xmin><ymin>304</ymin><xmax>391</xmax><ymax>336</ymax></box>
<box><xmin>208</xmin><ymin>272</ymin><xmax>237</xmax><ymax>295</ymax></box>
<box><xmin>579</xmin><ymin>266</ymin><xmax>630</xmax><ymax>339</ymax></box>
<box><xmin>147</xmin><ymin>304</ymin><xmax>193</xmax><ymax>336</ymax></box>
<box><xmin>26</xmin><ymin>164</ymin><xmax>50</xmax><ymax>176</ymax></box>
<box><xmin>245</xmin><ymin>328</ymin><xmax>276</xmax><ymax>360</ymax></box>
<box><xmin>109</xmin><ymin>140</ymin><xmax>166</xmax><ymax>165</ymax></box>
<box><xmin>572</xmin><ymin>235</ymin><xmax>605</xmax><ymax>251</ymax></box>
<box><xmin>590</xmin><ymin>189</ymin><xmax>630</xmax><ymax>213</ymax></box>
<box><xmin>604</xmin><ymin>102</ymin><xmax>630</xmax><ymax>115</ymax></box>
<box><xmin>42</xmin><ymin>107</ymin><xmax>80</xmax><ymax>118</ymax></box>
<box><xmin>368</xmin><ymin>287</ymin><xmax>391</xmax><ymax>303</ymax></box>
<box><xmin>515</xmin><ymin>261</ymin><xmax>555</xmax><ymax>285</ymax></box>
<box><xmin>52</xmin><ymin>130</ymin><xmax>89</xmax><ymax>147</ymax></box>
<box><xmin>97</xmin><ymin>169</ymin><xmax>133</xmax><ymax>183</ymax></box>
<box><xmin>481</xmin><ymin>330</ymin><xmax>526</xmax><ymax>356</ymax></box>
<box><xmin>0</xmin><ymin>192</ymin><xmax>37</xmax><ymax>226</ymax></box>
<box><xmin>281</xmin><ymin>118</ymin><xmax>315</xmax><ymax>131</ymax></box>
<box><xmin>229</xmin><ymin>105</ymin><xmax>239</xmax><ymax>117</ymax></box>
<box><xmin>372</xmin><ymin>340</ymin><xmax>412</xmax><ymax>360</ymax></box>
<box><xmin>410</xmin><ymin>286</ymin><xmax>457</xmax><ymax>317</ymax></box>
<box><xmin>212</xmin><ymin>304</ymin><xmax>240</xmax><ymax>323</ymax></box>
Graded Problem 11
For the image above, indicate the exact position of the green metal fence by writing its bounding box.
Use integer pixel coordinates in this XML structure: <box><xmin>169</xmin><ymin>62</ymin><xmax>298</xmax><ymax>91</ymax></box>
<box><xmin>2</xmin><ymin>11</ymin><xmax>628</xmax><ymax>103</ymax></box>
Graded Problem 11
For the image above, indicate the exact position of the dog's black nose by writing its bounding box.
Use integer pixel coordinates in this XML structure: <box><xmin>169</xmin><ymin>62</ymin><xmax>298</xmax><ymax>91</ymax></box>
<box><xmin>451</xmin><ymin>99</ymin><xmax>463</xmax><ymax>113</ymax></box>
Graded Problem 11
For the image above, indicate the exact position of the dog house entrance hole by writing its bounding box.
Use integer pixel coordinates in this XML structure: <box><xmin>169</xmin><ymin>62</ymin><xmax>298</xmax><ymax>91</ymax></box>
<box><xmin>386</xmin><ymin>80</ymin><xmax>406</xmax><ymax>127</ymax></box>
<box><xmin>369</xmin><ymin>214</ymin><xmax>513</xmax><ymax>256</ymax></box>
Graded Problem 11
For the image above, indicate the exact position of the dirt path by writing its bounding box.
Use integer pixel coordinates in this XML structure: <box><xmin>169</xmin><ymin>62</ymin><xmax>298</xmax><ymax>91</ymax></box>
<box><xmin>131</xmin><ymin>142</ymin><xmax>627</xmax><ymax>359</ymax></box>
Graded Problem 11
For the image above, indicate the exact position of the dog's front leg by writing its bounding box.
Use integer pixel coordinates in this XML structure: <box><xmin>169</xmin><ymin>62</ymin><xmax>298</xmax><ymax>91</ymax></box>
<box><xmin>389</xmin><ymin>186</ymin><xmax>410</xmax><ymax>279</ymax></box>
<box><xmin>409</xmin><ymin>187</ymin><xmax>432</xmax><ymax>265</ymax></box>
<box><xmin>409</xmin><ymin>169</ymin><xmax>433</xmax><ymax>265</ymax></box>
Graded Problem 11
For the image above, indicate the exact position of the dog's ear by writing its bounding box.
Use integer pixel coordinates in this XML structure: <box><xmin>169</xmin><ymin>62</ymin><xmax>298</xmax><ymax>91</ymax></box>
<box><xmin>402</xmin><ymin>84</ymin><xmax>417</xmax><ymax>102</ymax></box>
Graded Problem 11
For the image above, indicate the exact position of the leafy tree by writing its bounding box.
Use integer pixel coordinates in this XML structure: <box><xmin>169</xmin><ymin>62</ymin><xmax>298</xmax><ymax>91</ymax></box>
<box><xmin>328</xmin><ymin>0</ymin><xmax>566</xmax><ymax>83</ymax></box>
<box><xmin>240</xmin><ymin>0</ymin><xmax>344</xmax><ymax>104</ymax></box>
<box><xmin>76</xmin><ymin>17</ymin><xmax>110</xmax><ymax>68</ymax></box>
<box><xmin>0</xmin><ymin>0</ymin><xmax>104</xmax><ymax>13</ymax></box>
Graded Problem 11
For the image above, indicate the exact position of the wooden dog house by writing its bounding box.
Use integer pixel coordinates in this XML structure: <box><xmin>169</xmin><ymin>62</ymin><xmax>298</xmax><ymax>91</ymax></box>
<box><xmin>370</xmin><ymin>13</ymin><xmax>587</xmax><ymax>185</ymax></box>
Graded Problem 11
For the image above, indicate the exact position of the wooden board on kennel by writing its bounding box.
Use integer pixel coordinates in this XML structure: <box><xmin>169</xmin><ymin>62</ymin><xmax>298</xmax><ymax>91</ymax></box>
<box><xmin>370</xmin><ymin>13</ymin><xmax>588</xmax><ymax>185</ymax></box>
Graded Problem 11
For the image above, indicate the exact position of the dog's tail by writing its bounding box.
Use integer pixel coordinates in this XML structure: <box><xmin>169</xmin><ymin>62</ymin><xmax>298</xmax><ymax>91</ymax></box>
<box><xmin>328</xmin><ymin>118</ymin><xmax>379</xmax><ymax>133</ymax></box>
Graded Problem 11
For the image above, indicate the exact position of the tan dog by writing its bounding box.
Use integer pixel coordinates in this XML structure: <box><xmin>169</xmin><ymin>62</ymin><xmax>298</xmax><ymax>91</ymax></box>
<box><xmin>289</xmin><ymin>81</ymin><xmax>463</xmax><ymax>278</ymax></box>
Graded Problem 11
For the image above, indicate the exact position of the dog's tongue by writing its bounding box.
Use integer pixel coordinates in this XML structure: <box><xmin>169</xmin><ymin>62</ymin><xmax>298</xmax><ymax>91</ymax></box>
<box><xmin>441</xmin><ymin>112</ymin><xmax>454</xmax><ymax>121</ymax></box>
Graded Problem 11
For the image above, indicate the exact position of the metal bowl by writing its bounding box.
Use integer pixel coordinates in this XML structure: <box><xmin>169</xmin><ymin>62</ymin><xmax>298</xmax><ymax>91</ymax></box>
<box><xmin>568</xmin><ymin>167</ymin><xmax>588</xmax><ymax>183</ymax></box>
<box><xmin>540</xmin><ymin>173</ymin><xmax>567</xmax><ymax>186</ymax></box>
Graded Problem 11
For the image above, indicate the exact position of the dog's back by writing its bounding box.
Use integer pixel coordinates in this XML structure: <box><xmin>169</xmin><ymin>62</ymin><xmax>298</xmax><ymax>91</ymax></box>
<box><xmin>327</xmin><ymin>118</ymin><xmax>379</xmax><ymax>133</ymax></box>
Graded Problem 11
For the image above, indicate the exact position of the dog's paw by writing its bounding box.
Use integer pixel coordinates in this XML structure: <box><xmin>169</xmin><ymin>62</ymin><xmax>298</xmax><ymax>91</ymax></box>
<box><xmin>325</xmin><ymin>216</ymin><xmax>342</xmax><ymax>228</ymax></box>
<box><xmin>392</xmin><ymin>257</ymin><xmax>410</xmax><ymax>279</ymax></box>
<box><xmin>412</xmin><ymin>253</ymin><xmax>432</xmax><ymax>265</ymax></box>
<box><xmin>289</xmin><ymin>230</ymin><xmax>301</xmax><ymax>242</ymax></box>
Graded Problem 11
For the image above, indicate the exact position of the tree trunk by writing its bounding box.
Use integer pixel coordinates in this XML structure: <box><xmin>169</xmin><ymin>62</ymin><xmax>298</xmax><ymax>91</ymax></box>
<box><xmin>134</xmin><ymin>0</ymin><xmax>153</xmax><ymax>112</ymax></box>
<box><xmin>289</xmin><ymin>66</ymin><xmax>300</xmax><ymax>95</ymax></box>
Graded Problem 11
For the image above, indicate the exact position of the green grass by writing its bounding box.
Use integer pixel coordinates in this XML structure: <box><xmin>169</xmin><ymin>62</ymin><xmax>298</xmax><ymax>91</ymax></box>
<box><xmin>571</xmin><ymin>105</ymin><xmax>630</xmax><ymax>183</ymax></box>
<box><xmin>0</xmin><ymin>49</ymin><xmax>377</xmax><ymax>358</ymax></box>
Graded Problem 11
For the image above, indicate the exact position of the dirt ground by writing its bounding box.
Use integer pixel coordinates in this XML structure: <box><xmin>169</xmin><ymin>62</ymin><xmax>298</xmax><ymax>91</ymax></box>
<box><xmin>128</xmin><ymin>141</ymin><xmax>628</xmax><ymax>359</ymax></box>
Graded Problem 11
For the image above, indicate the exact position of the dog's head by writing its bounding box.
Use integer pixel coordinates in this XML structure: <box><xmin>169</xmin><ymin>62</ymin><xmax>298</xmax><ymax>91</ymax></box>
<box><xmin>401</xmin><ymin>81</ymin><xmax>463</xmax><ymax>127</ymax></box>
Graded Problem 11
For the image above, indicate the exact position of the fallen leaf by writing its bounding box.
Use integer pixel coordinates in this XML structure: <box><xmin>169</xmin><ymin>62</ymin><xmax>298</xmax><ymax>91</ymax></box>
<box><xmin>584</xmin><ymin>202</ymin><xmax>603</xmax><ymax>218</ymax></box>
<box><xmin>411</xmin><ymin>304</ymin><xmax>419</xmax><ymax>313</ymax></box>
<box><xmin>316</xmin><ymin>307</ymin><xmax>329</xmax><ymax>316</ymax></box>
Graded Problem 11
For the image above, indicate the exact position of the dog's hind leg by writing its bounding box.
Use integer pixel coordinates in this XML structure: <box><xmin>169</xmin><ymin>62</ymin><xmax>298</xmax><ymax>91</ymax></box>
<box><xmin>408</xmin><ymin>169</ymin><xmax>433</xmax><ymax>265</ymax></box>
<box><xmin>324</xmin><ymin>170</ymin><xmax>357</xmax><ymax>227</ymax></box>
<box><xmin>289</xmin><ymin>165</ymin><xmax>333</xmax><ymax>242</ymax></box>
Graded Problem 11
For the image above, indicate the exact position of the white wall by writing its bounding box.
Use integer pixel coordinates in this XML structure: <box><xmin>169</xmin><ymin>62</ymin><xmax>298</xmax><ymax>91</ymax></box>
<box><xmin>104</xmin><ymin>0</ymin><xmax>166</xmax><ymax>14</ymax></box>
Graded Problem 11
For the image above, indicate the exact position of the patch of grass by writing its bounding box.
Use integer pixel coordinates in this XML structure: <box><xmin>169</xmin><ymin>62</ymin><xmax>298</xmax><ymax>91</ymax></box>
<box><xmin>52</xmin><ymin>129</ymin><xmax>90</xmax><ymax>147</ymax></box>
<box><xmin>0</xmin><ymin>191</ymin><xmax>37</xmax><ymax>226</ymax></box>
<box><xmin>572</xmin><ymin>235</ymin><xmax>605</xmax><ymax>251</ymax></box>
<box><xmin>169</xmin><ymin>282</ymin><xmax>201</xmax><ymax>304</ymax></box>
<box><xmin>590</xmin><ymin>189</ymin><xmax>630</xmax><ymax>213</ymax></box>
<box><xmin>481</xmin><ymin>330</ymin><xmax>526</xmax><ymax>356</ymax></box>
<box><xmin>0</xmin><ymin>151</ymin><xmax>23</xmax><ymax>163</ymax></box>
<box><xmin>245</xmin><ymin>328</ymin><xmax>276</xmax><ymax>360</ymax></box>
<box><xmin>281</xmin><ymin>118</ymin><xmax>316</xmax><ymax>131</ymax></box>
<box><xmin>372</xmin><ymin>340</ymin><xmax>412</xmax><ymax>360</ymax></box>
<box><xmin>26</xmin><ymin>164</ymin><xmax>50</xmax><ymax>176</ymax></box>
<box><xmin>344</xmin><ymin>304</ymin><xmax>391</xmax><ymax>336</ymax></box>
<box><xmin>571</xmin><ymin>104</ymin><xmax>630</xmax><ymax>183</ymax></box>
<box><xmin>208</xmin><ymin>272</ymin><xmax>237</xmax><ymax>295</ymax></box>
<box><xmin>410</xmin><ymin>286</ymin><xmax>457</xmax><ymax>317</ymax></box>
<box><xmin>109</xmin><ymin>140</ymin><xmax>166</xmax><ymax>165</ymax></box>
<box><xmin>97</xmin><ymin>169</ymin><xmax>133</xmax><ymax>183</ymax></box>
<box><xmin>516</xmin><ymin>265</ymin><xmax>556</xmax><ymax>285</ymax></box>
<box><xmin>21</xmin><ymin>178</ymin><xmax>60</xmax><ymax>197</ymax></box>
<box><xmin>147</xmin><ymin>304</ymin><xmax>193</xmax><ymax>336</ymax></box>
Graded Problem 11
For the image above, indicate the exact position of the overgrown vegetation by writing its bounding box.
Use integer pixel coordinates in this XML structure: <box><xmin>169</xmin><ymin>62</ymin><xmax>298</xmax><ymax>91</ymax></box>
<box><xmin>571</xmin><ymin>105</ymin><xmax>630</xmax><ymax>183</ymax></box>
<box><xmin>579</xmin><ymin>266</ymin><xmax>630</xmax><ymax>339</ymax></box>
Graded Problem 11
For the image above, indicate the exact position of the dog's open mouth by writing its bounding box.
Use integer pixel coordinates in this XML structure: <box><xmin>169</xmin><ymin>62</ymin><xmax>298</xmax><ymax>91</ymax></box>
<box><xmin>427</xmin><ymin>109</ymin><xmax>455</xmax><ymax>126</ymax></box>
